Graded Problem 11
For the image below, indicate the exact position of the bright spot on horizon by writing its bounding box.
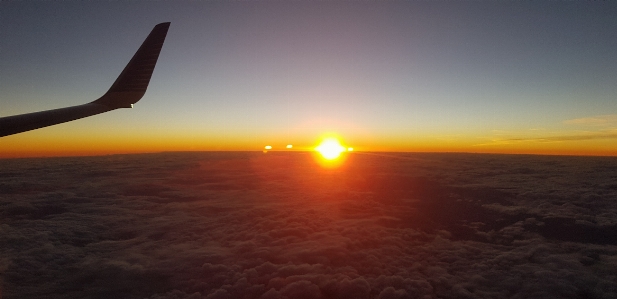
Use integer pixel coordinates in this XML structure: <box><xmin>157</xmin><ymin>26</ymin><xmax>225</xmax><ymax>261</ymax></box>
<box><xmin>316</xmin><ymin>138</ymin><xmax>346</xmax><ymax>160</ymax></box>
<box><xmin>286</xmin><ymin>144</ymin><xmax>293</xmax><ymax>149</ymax></box>
<box><xmin>347</xmin><ymin>147</ymin><xmax>354</xmax><ymax>152</ymax></box>
<box><xmin>264</xmin><ymin>145</ymin><xmax>272</xmax><ymax>150</ymax></box>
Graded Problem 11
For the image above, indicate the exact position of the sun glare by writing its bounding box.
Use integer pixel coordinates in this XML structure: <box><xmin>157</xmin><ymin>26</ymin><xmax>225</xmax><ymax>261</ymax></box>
<box><xmin>316</xmin><ymin>138</ymin><xmax>346</xmax><ymax>160</ymax></box>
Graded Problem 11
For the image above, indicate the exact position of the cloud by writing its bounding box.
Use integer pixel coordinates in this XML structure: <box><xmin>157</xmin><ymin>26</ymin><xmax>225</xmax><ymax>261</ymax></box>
<box><xmin>564</xmin><ymin>114</ymin><xmax>617</xmax><ymax>126</ymax></box>
<box><xmin>506</xmin><ymin>132</ymin><xmax>617</xmax><ymax>143</ymax></box>
<box><xmin>475</xmin><ymin>130</ymin><xmax>617</xmax><ymax>146</ymax></box>
<box><xmin>474</xmin><ymin>115</ymin><xmax>617</xmax><ymax>146</ymax></box>
<box><xmin>1</xmin><ymin>152</ymin><xmax>617</xmax><ymax>298</ymax></box>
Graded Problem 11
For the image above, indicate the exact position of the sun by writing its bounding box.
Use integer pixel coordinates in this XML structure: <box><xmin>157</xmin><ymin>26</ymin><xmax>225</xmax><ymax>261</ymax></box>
<box><xmin>316</xmin><ymin>137</ymin><xmax>346</xmax><ymax>160</ymax></box>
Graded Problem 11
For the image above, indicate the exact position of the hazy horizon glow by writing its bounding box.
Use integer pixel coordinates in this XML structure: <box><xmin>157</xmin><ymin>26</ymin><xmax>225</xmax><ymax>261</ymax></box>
<box><xmin>2</xmin><ymin>2</ymin><xmax>617</xmax><ymax>158</ymax></box>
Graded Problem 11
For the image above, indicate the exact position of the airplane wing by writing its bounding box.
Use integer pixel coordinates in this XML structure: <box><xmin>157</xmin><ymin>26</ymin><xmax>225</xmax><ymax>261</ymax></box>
<box><xmin>0</xmin><ymin>22</ymin><xmax>171</xmax><ymax>138</ymax></box>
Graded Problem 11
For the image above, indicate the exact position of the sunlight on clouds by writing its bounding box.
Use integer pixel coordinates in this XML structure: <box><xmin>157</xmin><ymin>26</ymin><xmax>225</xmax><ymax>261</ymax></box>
<box><xmin>564</xmin><ymin>115</ymin><xmax>617</xmax><ymax>126</ymax></box>
<box><xmin>476</xmin><ymin>131</ymin><xmax>617</xmax><ymax>146</ymax></box>
<box><xmin>471</xmin><ymin>115</ymin><xmax>617</xmax><ymax>155</ymax></box>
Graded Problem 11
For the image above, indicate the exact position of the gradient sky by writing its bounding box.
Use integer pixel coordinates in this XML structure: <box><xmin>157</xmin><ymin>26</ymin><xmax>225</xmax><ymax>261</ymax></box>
<box><xmin>2</xmin><ymin>1</ymin><xmax>617</xmax><ymax>157</ymax></box>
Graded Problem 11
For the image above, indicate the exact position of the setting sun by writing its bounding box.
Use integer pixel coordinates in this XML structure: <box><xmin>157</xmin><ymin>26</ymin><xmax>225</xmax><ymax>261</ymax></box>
<box><xmin>316</xmin><ymin>138</ymin><xmax>346</xmax><ymax>160</ymax></box>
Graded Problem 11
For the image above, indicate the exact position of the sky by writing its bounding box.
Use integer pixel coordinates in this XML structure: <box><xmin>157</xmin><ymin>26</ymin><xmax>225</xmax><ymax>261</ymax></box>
<box><xmin>1</xmin><ymin>1</ymin><xmax>617</xmax><ymax>157</ymax></box>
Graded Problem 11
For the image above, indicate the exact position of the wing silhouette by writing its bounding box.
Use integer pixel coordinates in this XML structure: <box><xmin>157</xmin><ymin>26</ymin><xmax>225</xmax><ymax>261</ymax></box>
<box><xmin>0</xmin><ymin>22</ymin><xmax>170</xmax><ymax>137</ymax></box>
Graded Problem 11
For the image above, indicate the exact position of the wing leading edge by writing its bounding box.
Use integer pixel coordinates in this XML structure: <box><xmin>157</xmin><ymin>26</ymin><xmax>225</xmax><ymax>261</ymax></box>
<box><xmin>0</xmin><ymin>22</ymin><xmax>170</xmax><ymax>138</ymax></box>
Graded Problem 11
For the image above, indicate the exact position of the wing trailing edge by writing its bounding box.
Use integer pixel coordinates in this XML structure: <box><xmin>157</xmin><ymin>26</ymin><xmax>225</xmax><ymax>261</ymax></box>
<box><xmin>0</xmin><ymin>22</ymin><xmax>170</xmax><ymax>138</ymax></box>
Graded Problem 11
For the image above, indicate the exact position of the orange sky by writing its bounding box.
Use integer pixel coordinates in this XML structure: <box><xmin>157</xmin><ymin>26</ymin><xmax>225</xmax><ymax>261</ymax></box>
<box><xmin>2</xmin><ymin>126</ymin><xmax>616</xmax><ymax>159</ymax></box>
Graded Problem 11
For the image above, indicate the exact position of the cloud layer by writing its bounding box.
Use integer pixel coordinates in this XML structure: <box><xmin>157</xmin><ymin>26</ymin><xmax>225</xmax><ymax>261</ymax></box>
<box><xmin>1</xmin><ymin>152</ymin><xmax>617</xmax><ymax>298</ymax></box>
<box><xmin>564</xmin><ymin>115</ymin><xmax>617</xmax><ymax>126</ymax></box>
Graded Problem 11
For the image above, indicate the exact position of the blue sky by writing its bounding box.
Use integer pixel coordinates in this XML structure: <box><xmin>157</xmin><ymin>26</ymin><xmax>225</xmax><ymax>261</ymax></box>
<box><xmin>2</xmin><ymin>1</ymin><xmax>617</xmax><ymax>156</ymax></box>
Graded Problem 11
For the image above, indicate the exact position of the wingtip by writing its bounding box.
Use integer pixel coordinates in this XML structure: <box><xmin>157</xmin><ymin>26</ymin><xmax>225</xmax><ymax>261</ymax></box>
<box><xmin>92</xmin><ymin>22</ymin><xmax>170</xmax><ymax>109</ymax></box>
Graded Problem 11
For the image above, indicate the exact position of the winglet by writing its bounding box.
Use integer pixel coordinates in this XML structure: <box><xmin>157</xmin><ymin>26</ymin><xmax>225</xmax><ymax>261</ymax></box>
<box><xmin>0</xmin><ymin>22</ymin><xmax>171</xmax><ymax>138</ymax></box>
<box><xmin>92</xmin><ymin>22</ymin><xmax>170</xmax><ymax>109</ymax></box>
